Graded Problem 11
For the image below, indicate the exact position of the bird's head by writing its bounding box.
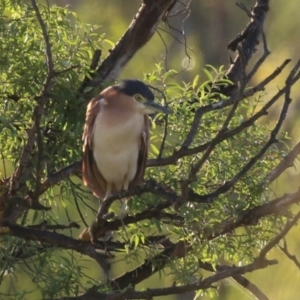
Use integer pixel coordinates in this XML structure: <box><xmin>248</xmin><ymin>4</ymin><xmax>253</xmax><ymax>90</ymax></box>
<box><xmin>113</xmin><ymin>79</ymin><xmax>170</xmax><ymax>115</ymax></box>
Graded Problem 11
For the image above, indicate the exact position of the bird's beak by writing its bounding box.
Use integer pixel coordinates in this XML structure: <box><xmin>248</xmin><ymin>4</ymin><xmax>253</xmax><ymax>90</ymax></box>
<box><xmin>143</xmin><ymin>100</ymin><xmax>170</xmax><ymax>114</ymax></box>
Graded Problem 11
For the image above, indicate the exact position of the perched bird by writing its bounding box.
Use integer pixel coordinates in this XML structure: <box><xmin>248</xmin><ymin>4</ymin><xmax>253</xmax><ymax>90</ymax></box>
<box><xmin>82</xmin><ymin>79</ymin><xmax>169</xmax><ymax>218</ymax></box>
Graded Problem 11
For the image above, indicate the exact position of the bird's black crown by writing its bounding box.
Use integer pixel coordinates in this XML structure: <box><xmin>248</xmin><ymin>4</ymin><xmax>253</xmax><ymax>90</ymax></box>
<box><xmin>113</xmin><ymin>79</ymin><xmax>154</xmax><ymax>101</ymax></box>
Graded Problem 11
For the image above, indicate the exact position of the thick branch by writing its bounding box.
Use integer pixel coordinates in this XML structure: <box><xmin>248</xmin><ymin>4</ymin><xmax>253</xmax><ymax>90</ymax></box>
<box><xmin>54</xmin><ymin>258</ymin><xmax>276</xmax><ymax>300</ymax></box>
<box><xmin>39</xmin><ymin>161</ymin><xmax>82</xmax><ymax>195</ymax></box>
<box><xmin>80</xmin><ymin>180</ymin><xmax>179</xmax><ymax>241</ymax></box>
<box><xmin>4</xmin><ymin>184</ymin><xmax>300</xmax><ymax>294</ymax></box>
<box><xmin>232</xmin><ymin>275</ymin><xmax>269</xmax><ymax>300</ymax></box>
<box><xmin>0</xmin><ymin>221</ymin><xmax>110</xmax><ymax>273</ymax></box>
<box><xmin>198</xmin><ymin>261</ymin><xmax>269</xmax><ymax>300</ymax></box>
<box><xmin>206</xmin><ymin>188</ymin><xmax>300</xmax><ymax>239</ymax></box>
<box><xmin>81</xmin><ymin>0</ymin><xmax>178</xmax><ymax>93</ymax></box>
<box><xmin>102</xmin><ymin>188</ymin><xmax>300</xmax><ymax>292</ymax></box>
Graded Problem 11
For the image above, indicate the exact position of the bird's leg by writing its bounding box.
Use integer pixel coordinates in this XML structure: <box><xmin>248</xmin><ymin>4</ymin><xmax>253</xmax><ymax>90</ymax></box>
<box><xmin>104</xmin><ymin>183</ymin><xmax>112</xmax><ymax>201</ymax></box>
<box><xmin>120</xmin><ymin>176</ymin><xmax>131</xmax><ymax>218</ymax></box>
<box><xmin>86</xmin><ymin>184</ymin><xmax>113</xmax><ymax>243</ymax></box>
<box><xmin>120</xmin><ymin>198</ymin><xmax>128</xmax><ymax>218</ymax></box>
<box><xmin>119</xmin><ymin>181</ymin><xmax>130</xmax><ymax>242</ymax></box>
<box><xmin>119</xmin><ymin>203</ymin><xmax>130</xmax><ymax>243</ymax></box>
<box><xmin>97</xmin><ymin>183</ymin><xmax>112</xmax><ymax>217</ymax></box>
<box><xmin>120</xmin><ymin>179</ymin><xmax>130</xmax><ymax>218</ymax></box>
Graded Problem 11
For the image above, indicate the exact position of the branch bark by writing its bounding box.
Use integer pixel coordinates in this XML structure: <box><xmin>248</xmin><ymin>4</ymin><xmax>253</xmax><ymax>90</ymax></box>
<box><xmin>81</xmin><ymin>0</ymin><xmax>178</xmax><ymax>94</ymax></box>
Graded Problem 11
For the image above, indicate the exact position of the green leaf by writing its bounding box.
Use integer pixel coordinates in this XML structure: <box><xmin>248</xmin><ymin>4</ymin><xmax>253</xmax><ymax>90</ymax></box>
<box><xmin>202</xmin><ymin>68</ymin><xmax>213</xmax><ymax>81</ymax></box>
<box><xmin>192</xmin><ymin>74</ymin><xmax>200</xmax><ymax>89</ymax></box>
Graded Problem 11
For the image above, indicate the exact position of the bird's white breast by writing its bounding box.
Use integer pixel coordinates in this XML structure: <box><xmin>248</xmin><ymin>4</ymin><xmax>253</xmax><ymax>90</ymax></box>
<box><xmin>92</xmin><ymin>106</ymin><xmax>144</xmax><ymax>190</ymax></box>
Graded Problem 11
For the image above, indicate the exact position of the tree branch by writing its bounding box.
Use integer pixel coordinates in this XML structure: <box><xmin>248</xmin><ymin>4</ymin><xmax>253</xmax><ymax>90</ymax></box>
<box><xmin>96</xmin><ymin>188</ymin><xmax>300</xmax><ymax>293</ymax></box>
<box><xmin>232</xmin><ymin>275</ymin><xmax>269</xmax><ymax>300</ymax></box>
<box><xmin>39</xmin><ymin>161</ymin><xmax>82</xmax><ymax>195</ymax></box>
<box><xmin>54</xmin><ymin>257</ymin><xmax>276</xmax><ymax>300</ymax></box>
<box><xmin>278</xmin><ymin>240</ymin><xmax>300</xmax><ymax>271</ymax></box>
<box><xmin>6</xmin><ymin>0</ymin><xmax>56</xmax><ymax>220</ymax></box>
<box><xmin>0</xmin><ymin>221</ymin><xmax>111</xmax><ymax>273</ymax></box>
<box><xmin>257</xmin><ymin>210</ymin><xmax>300</xmax><ymax>263</ymax></box>
<box><xmin>265</xmin><ymin>139</ymin><xmax>300</xmax><ymax>184</ymax></box>
<box><xmin>198</xmin><ymin>261</ymin><xmax>269</xmax><ymax>300</ymax></box>
<box><xmin>226</xmin><ymin>0</ymin><xmax>269</xmax><ymax>84</ymax></box>
<box><xmin>206</xmin><ymin>188</ymin><xmax>300</xmax><ymax>239</ymax></box>
<box><xmin>148</xmin><ymin>58</ymin><xmax>296</xmax><ymax>168</ymax></box>
<box><xmin>80</xmin><ymin>0</ymin><xmax>178</xmax><ymax>95</ymax></box>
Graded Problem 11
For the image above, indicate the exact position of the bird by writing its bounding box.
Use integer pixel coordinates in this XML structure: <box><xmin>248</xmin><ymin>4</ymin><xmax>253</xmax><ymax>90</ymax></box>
<box><xmin>81</xmin><ymin>79</ymin><xmax>169</xmax><ymax>239</ymax></box>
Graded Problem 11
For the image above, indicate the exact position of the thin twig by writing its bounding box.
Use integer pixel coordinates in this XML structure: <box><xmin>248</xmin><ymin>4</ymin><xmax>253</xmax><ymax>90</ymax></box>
<box><xmin>278</xmin><ymin>240</ymin><xmax>300</xmax><ymax>271</ymax></box>
<box><xmin>148</xmin><ymin>59</ymin><xmax>298</xmax><ymax>168</ymax></box>
<box><xmin>264</xmin><ymin>139</ymin><xmax>300</xmax><ymax>184</ymax></box>
<box><xmin>184</xmin><ymin>90</ymin><xmax>241</xmax><ymax>188</ymax></box>
<box><xmin>69</xmin><ymin>179</ymin><xmax>89</xmax><ymax>228</ymax></box>
<box><xmin>31</xmin><ymin>0</ymin><xmax>54</xmax><ymax>75</ymax></box>
<box><xmin>55</xmin><ymin>65</ymin><xmax>79</xmax><ymax>76</ymax></box>
<box><xmin>257</xmin><ymin>210</ymin><xmax>300</xmax><ymax>262</ymax></box>
<box><xmin>236</xmin><ymin>2</ymin><xmax>254</xmax><ymax>19</ymax></box>
<box><xmin>148</xmin><ymin>85</ymin><xmax>169</xmax><ymax>159</ymax></box>
<box><xmin>198</xmin><ymin>261</ymin><xmax>269</xmax><ymax>300</ymax></box>
<box><xmin>202</xmin><ymin>69</ymin><xmax>292</xmax><ymax>199</ymax></box>
<box><xmin>156</xmin><ymin>28</ymin><xmax>170</xmax><ymax>72</ymax></box>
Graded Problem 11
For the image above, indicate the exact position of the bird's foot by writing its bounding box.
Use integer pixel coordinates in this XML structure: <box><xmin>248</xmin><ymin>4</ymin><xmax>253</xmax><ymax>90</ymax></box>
<box><xmin>78</xmin><ymin>221</ymin><xmax>97</xmax><ymax>243</ymax></box>
<box><xmin>113</xmin><ymin>197</ymin><xmax>135</xmax><ymax>242</ymax></box>
<box><xmin>78</xmin><ymin>218</ymin><xmax>103</xmax><ymax>242</ymax></box>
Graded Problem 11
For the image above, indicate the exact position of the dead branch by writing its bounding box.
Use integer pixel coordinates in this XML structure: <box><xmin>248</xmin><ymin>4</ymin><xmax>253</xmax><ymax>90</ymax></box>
<box><xmin>278</xmin><ymin>240</ymin><xmax>300</xmax><ymax>271</ymax></box>
<box><xmin>226</xmin><ymin>0</ymin><xmax>270</xmax><ymax>84</ymax></box>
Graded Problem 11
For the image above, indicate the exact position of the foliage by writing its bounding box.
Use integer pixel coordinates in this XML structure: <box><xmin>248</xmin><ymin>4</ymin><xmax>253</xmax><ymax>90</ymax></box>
<box><xmin>0</xmin><ymin>1</ymin><xmax>300</xmax><ymax>300</ymax></box>
<box><xmin>0</xmin><ymin>0</ymin><xmax>101</xmax><ymax>168</ymax></box>
<box><xmin>0</xmin><ymin>2</ymin><xmax>101</xmax><ymax>297</ymax></box>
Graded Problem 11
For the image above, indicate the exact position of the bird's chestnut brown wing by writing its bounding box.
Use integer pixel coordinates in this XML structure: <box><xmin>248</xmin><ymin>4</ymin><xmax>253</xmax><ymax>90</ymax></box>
<box><xmin>82</xmin><ymin>96</ymin><xmax>107</xmax><ymax>199</ymax></box>
<box><xmin>130</xmin><ymin>115</ymin><xmax>149</xmax><ymax>187</ymax></box>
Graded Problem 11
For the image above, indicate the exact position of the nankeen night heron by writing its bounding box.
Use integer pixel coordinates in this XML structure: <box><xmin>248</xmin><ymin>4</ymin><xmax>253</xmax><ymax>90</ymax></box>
<box><xmin>82</xmin><ymin>79</ymin><xmax>169</xmax><ymax>219</ymax></box>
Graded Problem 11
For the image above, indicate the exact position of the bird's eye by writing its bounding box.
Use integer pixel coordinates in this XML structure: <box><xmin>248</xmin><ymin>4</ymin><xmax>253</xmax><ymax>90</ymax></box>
<box><xmin>135</xmin><ymin>94</ymin><xmax>143</xmax><ymax>102</ymax></box>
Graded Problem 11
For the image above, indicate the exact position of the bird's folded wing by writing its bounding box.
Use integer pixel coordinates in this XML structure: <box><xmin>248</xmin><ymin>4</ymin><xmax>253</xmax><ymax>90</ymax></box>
<box><xmin>130</xmin><ymin>115</ymin><xmax>149</xmax><ymax>187</ymax></box>
<box><xmin>82</xmin><ymin>96</ymin><xmax>106</xmax><ymax>199</ymax></box>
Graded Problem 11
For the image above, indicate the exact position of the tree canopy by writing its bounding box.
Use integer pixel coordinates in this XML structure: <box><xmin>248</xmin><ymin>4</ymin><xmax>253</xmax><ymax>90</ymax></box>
<box><xmin>1</xmin><ymin>1</ymin><xmax>300</xmax><ymax>299</ymax></box>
